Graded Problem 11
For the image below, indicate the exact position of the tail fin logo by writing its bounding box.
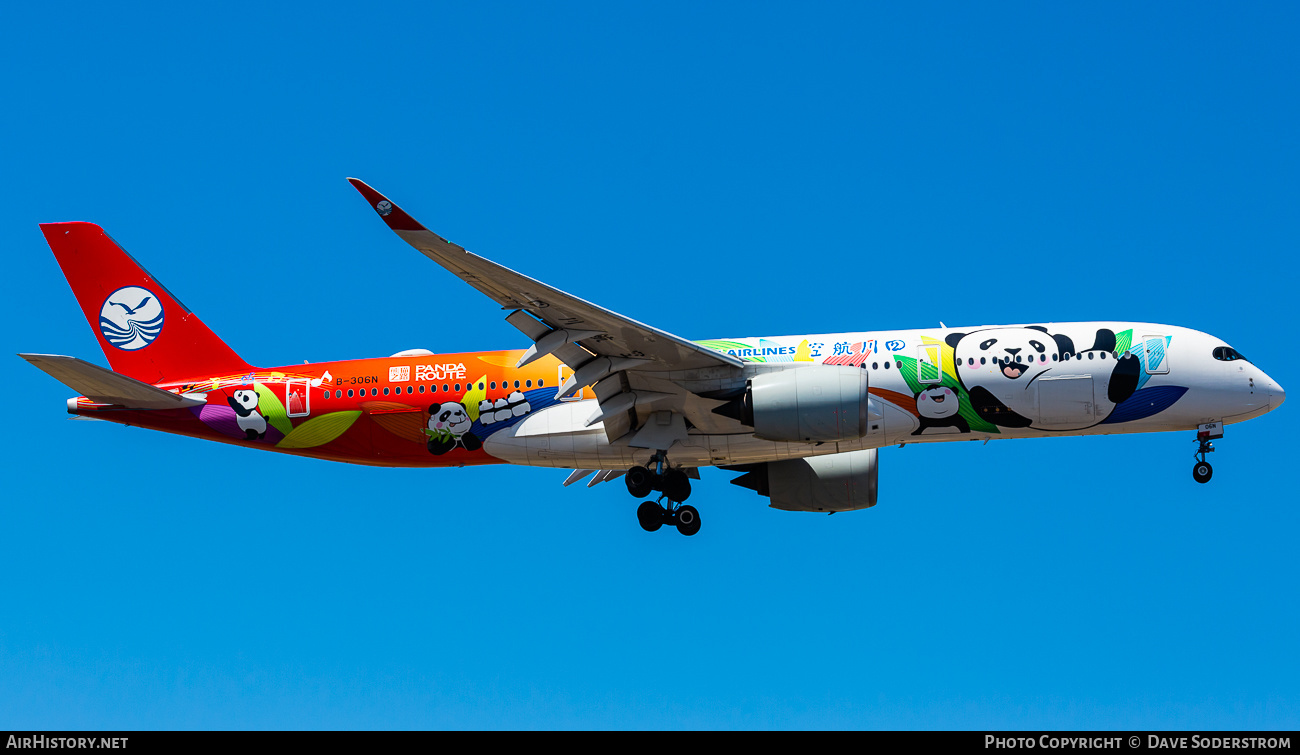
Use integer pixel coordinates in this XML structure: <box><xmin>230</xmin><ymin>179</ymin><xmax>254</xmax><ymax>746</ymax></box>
<box><xmin>99</xmin><ymin>286</ymin><xmax>164</xmax><ymax>351</ymax></box>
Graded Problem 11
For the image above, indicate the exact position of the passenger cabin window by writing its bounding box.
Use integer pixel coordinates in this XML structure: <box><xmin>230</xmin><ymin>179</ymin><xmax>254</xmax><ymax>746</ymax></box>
<box><xmin>1213</xmin><ymin>346</ymin><xmax>1249</xmax><ymax>362</ymax></box>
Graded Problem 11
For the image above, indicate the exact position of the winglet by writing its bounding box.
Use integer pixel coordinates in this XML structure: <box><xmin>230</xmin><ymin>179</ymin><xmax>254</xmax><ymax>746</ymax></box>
<box><xmin>347</xmin><ymin>178</ymin><xmax>426</xmax><ymax>232</ymax></box>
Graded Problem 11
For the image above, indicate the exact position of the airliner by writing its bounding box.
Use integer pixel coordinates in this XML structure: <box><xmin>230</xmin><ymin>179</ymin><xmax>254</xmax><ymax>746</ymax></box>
<box><xmin>22</xmin><ymin>179</ymin><xmax>1285</xmax><ymax>536</ymax></box>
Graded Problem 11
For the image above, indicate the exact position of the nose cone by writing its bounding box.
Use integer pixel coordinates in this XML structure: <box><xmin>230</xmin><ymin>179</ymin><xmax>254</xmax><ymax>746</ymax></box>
<box><xmin>1272</xmin><ymin>377</ymin><xmax>1286</xmax><ymax>409</ymax></box>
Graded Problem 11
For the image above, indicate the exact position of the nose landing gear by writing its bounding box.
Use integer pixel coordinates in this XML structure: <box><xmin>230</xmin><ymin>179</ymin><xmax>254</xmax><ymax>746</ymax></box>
<box><xmin>1192</xmin><ymin>422</ymin><xmax>1223</xmax><ymax>484</ymax></box>
<box><xmin>1192</xmin><ymin>453</ymin><xmax>1213</xmax><ymax>484</ymax></box>
<box><xmin>627</xmin><ymin>451</ymin><xmax>699</xmax><ymax>535</ymax></box>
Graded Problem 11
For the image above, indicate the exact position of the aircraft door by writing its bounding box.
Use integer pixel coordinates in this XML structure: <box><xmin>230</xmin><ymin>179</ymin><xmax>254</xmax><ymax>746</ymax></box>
<box><xmin>1142</xmin><ymin>335</ymin><xmax>1170</xmax><ymax>375</ymax></box>
<box><xmin>286</xmin><ymin>379</ymin><xmax>311</xmax><ymax>417</ymax></box>
<box><xmin>1037</xmin><ymin>376</ymin><xmax>1094</xmax><ymax>429</ymax></box>
<box><xmin>916</xmin><ymin>343</ymin><xmax>943</xmax><ymax>384</ymax></box>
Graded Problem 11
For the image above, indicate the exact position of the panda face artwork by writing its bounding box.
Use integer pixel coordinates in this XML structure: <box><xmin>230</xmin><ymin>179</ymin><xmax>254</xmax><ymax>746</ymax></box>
<box><xmin>911</xmin><ymin>385</ymin><xmax>970</xmax><ymax>435</ymax></box>
<box><xmin>431</xmin><ymin>402</ymin><xmax>472</xmax><ymax>436</ymax></box>
<box><xmin>229</xmin><ymin>389</ymin><xmax>259</xmax><ymax>416</ymax></box>
<box><xmin>917</xmin><ymin>386</ymin><xmax>960</xmax><ymax>419</ymax></box>
<box><xmin>945</xmin><ymin>325</ymin><xmax>1140</xmax><ymax>431</ymax></box>
<box><xmin>425</xmin><ymin>401</ymin><xmax>482</xmax><ymax>455</ymax></box>
<box><xmin>958</xmin><ymin>328</ymin><xmax>1064</xmax><ymax>385</ymax></box>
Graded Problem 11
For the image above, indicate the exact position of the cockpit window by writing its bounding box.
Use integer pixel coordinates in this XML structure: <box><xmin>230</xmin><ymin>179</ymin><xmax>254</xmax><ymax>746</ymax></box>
<box><xmin>1213</xmin><ymin>346</ymin><xmax>1250</xmax><ymax>362</ymax></box>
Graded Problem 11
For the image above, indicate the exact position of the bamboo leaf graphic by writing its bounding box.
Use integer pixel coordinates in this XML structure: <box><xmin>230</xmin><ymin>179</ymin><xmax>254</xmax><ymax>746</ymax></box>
<box><xmin>276</xmin><ymin>411</ymin><xmax>362</xmax><ymax>449</ymax></box>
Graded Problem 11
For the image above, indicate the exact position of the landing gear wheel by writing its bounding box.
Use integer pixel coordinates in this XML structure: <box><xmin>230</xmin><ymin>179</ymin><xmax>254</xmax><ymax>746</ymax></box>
<box><xmin>637</xmin><ymin>501</ymin><xmax>664</xmax><ymax>532</ymax></box>
<box><xmin>675</xmin><ymin>504</ymin><xmax>701</xmax><ymax>536</ymax></box>
<box><xmin>662</xmin><ymin>468</ymin><xmax>692</xmax><ymax>503</ymax></box>
<box><xmin>625</xmin><ymin>466</ymin><xmax>655</xmax><ymax>498</ymax></box>
<box><xmin>1191</xmin><ymin>428</ymin><xmax>1220</xmax><ymax>485</ymax></box>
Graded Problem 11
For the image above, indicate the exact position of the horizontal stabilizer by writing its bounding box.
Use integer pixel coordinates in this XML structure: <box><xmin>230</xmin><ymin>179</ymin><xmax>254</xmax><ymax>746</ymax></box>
<box><xmin>19</xmin><ymin>354</ymin><xmax>207</xmax><ymax>410</ymax></box>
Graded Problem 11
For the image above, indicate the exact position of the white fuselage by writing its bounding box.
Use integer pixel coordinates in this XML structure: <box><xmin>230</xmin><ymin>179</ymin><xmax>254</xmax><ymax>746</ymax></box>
<box><xmin>481</xmin><ymin>322</ymin><xmax>1284</xmax><ymax>470</ymax></box>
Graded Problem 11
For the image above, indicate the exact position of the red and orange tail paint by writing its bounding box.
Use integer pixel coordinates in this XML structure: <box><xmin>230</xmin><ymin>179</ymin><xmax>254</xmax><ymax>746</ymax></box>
<box><xmin>40</xmin><ymin>222</ymin><xmax>253</xmax><ymax>384</ymax></box>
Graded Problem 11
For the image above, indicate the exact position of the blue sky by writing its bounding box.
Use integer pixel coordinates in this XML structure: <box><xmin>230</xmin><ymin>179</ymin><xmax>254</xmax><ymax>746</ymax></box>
<box><xmin>2</xmin><ymin>2</ymin><xmax>1297</xmax><ymax>729</ymax></box>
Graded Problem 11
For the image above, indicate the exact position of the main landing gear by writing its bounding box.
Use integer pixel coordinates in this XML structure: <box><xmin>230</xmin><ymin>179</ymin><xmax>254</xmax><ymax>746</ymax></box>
<box><xmin>627</xmin><ymin>451</ymin><xmax>700</xmax><ymax>536</ymax></box>
<box><xmin>1192</xmin><ymin>422</ymin><xmax>1223</xmax><ymax>484</ymax></box>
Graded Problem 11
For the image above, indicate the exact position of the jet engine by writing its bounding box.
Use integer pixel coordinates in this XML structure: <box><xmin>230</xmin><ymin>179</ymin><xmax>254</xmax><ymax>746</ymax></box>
<box><xmin>728</xmin><ymin>448</ymin><xmax>879</xmax><ymax>513</ymax></box>
<box><xmin>715</xmin><ymin>366</ymin><xmax>870</xmax><ymax>443</ymax></box>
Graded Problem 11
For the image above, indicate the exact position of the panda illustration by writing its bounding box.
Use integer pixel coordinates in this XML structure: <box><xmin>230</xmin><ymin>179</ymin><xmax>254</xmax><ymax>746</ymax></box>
<box><xmin>492</xmin><ymin>397</ymin><xmax>512</xmax><ymax>424</ymax></box>
<box><xmin>944</xmin><ymin>326</ymin><xmax>1140</xmax><ymax>431</ymax></box>
<box><xmin>478</xmin><ymin>399</ymin><xmax>497</xmax><ymax>426</ymax></box>
<box><xmin>506</xmin><ymin>390</ymin><xmax>531</xmax><ymax>418</ymax></box>
<box><xmin>227</xmin><ymin>389</ymin><xmax>267</xmax><ymax>440</ymax></box>
<box><xmin>479</xmin><ymin>391</ymin><xmax>535</xmax><ymax>429</ymax></box>
<box><xmin>425</xmin><ymin>401</ymin><xmax>482</xmax><ymax>455</ymax></box>
<box><xmin>913</xmin><ymin>385</ymin><xmax>969</xmax><ymax>435</ymax></box>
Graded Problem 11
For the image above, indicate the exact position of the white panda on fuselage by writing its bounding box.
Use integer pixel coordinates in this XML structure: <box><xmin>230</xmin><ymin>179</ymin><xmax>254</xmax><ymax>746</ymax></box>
<box><xmin>492</xmin><ymin>397</ymin><xmax>511</xmax><ymax>424</ymax></box>
<box><xmin>913</xmin><ymin>385</ymin><xmax>969</xmax><ymax>435</ymax></box>
<box><xmin>227</xmin><ymin>389</ymin><xmax>267</xmax><ymax>440</ymax></box>
<box><xmin>945</xmin><ymin>325</ymin><xmax>1140</xmax><ymax>431</ymax></box>
<box><xmin>425</xmin><ymin>401</ymin><xmax>482</xmax><ymax>455</ymax></box>
<box><xmin>506</xmin><ymin>390</ymin><xmax>531</xmax><ymax>417</ymax></box>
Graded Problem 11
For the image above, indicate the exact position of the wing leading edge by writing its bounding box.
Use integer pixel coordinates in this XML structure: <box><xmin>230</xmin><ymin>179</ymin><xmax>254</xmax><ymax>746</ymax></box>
<box><xmin>347</xmin><ymin>179</ymin><xmax>742</xmax><ymax>375</ymax></box>
<box><xmin>347</xmin><ymin>179</ymin><xmax>747</xmax><ymax>447</ymax></box>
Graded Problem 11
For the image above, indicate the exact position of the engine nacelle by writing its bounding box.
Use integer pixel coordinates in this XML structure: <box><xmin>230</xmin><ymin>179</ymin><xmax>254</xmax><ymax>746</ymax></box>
<box><xmin>730</xmin><ymin>448</ymin><xmax>879</xmax><ymax>513</ymax></box>
<box><xmin>740</xmin><ymin>366</ymin><xmax>870</xmax><ymax>443</ymax></box>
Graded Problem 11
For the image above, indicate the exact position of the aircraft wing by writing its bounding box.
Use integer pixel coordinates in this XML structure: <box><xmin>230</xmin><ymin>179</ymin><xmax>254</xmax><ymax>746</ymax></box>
<box><xmin>348</xmin><ymin>179</ymin><xmax>742</xmax><ymax>375</ymax></box>
<box><xmin>348</xmin><ymin>179</ymin><xmax>747</xmax><ymax>447</ymax></box>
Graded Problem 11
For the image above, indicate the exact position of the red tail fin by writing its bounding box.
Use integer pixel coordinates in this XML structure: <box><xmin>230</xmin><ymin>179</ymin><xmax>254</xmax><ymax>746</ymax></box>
<box><xmin>40</xmin><ymin>222</ymin><xmax>253</xmax><ymax>384</ymax></box>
